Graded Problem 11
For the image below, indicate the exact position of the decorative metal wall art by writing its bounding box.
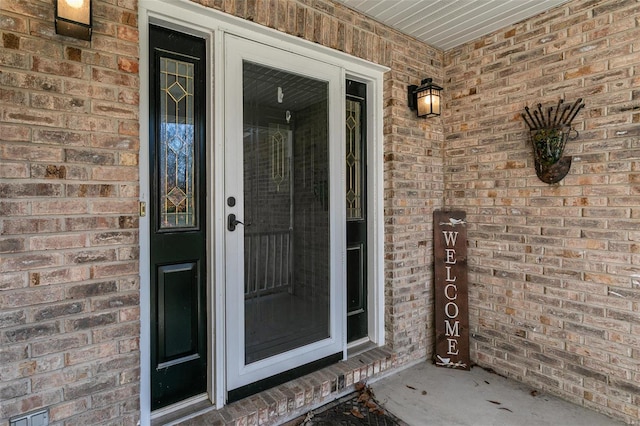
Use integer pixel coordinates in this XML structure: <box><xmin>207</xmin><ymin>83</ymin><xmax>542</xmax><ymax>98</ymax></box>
<box><xmin>521</xmin><ymin>98</ymin><xmax>584</xmax><ymax>184</ymax></box>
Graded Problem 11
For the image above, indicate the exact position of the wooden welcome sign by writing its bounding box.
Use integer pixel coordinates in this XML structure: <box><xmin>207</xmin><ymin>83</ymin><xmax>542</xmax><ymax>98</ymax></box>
<box><xmin>433</xmin><ymin>210</ymin><xmax>470</xmax><ymax>370</ymax></box>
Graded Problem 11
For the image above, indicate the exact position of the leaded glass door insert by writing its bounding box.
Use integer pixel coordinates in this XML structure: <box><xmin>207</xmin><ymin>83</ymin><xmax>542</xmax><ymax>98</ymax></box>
<box><xmin>160</xmin><ymin>57</ymin><xmax>196</xmax><ymax>228</ymax></box>
<box><xmin>346</xmin><ymin>80</ymin><xmax>368</xmax><ymax>342</ymax></box>
<box><xmin>346</xmin><ymin>98</ymin><xmax>362</xmax><ymax>220</ymax></box>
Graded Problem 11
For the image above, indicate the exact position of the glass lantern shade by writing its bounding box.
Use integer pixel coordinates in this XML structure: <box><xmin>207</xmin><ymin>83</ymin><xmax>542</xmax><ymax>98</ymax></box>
<box><xmin>417</xmin><ymin>87</ymin><xmax>441</xmax><ymax>117</ymax></box>
<box><xmin>408</xmin><ymin>78</ymin><xmax>443</xmax><ymax>118</ymax></box>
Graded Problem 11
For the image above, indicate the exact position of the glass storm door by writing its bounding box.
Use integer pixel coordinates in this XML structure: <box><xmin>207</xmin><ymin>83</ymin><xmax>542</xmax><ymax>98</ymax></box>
<box><xmin>148</xmin><ymin>26</ymin><xmax>207</xmax><ymax>410</ymax></box>
<box><xmin>224</xmin><ymin>35</ymin><xmax>344</xmax><ymax>399</ymax></box>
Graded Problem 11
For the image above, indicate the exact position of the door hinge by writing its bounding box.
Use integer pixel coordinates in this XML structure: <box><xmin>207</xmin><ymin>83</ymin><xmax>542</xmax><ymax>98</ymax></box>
<box><xmin>139</xmin><ymin>201</ymin><xmax>146</xmax><ymax>217</ymax></box>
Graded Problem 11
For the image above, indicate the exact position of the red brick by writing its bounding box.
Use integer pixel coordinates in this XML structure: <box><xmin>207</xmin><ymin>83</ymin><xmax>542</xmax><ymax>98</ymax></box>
<box><xmin>92</xmin><ymin>100</ymin><xmax>138</xmax><ymax>118</ymax></box>
<box><xmin>90</xmin><ymin>200</ymin><xmax>138</xmax><ymax>214</ymax></box>
<box><xmin>31</xmin><ymin>93</ymin><xmax>88</xmax><ymax>112</ymax></box>
<box><xmin>64</xmin><ymin>80</ymin><xmax>117</xmax><ymax>100</ymax></box>
<box><xmin>33</xmin><ymin>267</ymin><xmax>91</xmax><ymax>287</ymax></box>
<box><xmin>0</xmin><ymin>253</ymin><xmax>61</xmax><ymax>273</ymax></box>
<box><xmin>90</xmin><ymin>261</ymin><xmax>138</xmax><ymax>279</ymax></box>
<box><xmin>92</xmin><ymin>68</ymin><xmax>138</xmax><ymax>87</ymax></box>
<box><xmin>0</xmin><ymin>161</ymin><xmax>29</xmax><ymax>178</ymax></box>
<box><xmin>117</xmin><ymin>88</ymin><xmax>139</xmax><ymax>105</ymax></box>
<box><xmin>3</xmin><ymin>106</ymin><xmax>66</xmax><ymax>127</ymax></box>
<box><xmin>117</xmin><ymin>26</ymin><xmax>139</xmax><ymax>43</ymax></box>
<box><xmin>0</xmin><ymin>50</ymin><xmax>29</xmax><ymax>69</ymax></box>
<box><xmin>31</xmin><ymin>199</ymin><xmax>88</xmax><ymax>215</ymax></box>
<box><xmin>66</xmin><ymin>114</ymin><xmax>118</xmax><ymax>132</ymax></box>
<box><xmin>1</xmin><ymin>143</ymin><xmax>64</xmax><ymax>161</ymax></box>
<box><xmin>32</xmin><ymin>56</ymin><xmax>86</xmax><ymax>79</ymax></box>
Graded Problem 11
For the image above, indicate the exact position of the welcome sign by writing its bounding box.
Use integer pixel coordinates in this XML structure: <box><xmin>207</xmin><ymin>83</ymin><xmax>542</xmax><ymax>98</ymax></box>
<box><xmin>433</xmin><ymin>210</ymin><xmax>470</xmax><ymax>370</ymax></box>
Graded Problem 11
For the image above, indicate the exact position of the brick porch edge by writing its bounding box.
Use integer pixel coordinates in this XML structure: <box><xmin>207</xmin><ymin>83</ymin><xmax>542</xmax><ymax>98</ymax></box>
<box><xmin>153</xmin><ymin>346</ymin><xmax>397</xmax><ymax>426</ymax></box>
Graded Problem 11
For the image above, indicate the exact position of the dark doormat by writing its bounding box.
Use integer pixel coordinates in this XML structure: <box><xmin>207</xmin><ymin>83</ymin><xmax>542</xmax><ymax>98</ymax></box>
<box><xmin>286</xmin><ymin>383</ymin><xmax>408</xmax><ymax>426</ymax></box>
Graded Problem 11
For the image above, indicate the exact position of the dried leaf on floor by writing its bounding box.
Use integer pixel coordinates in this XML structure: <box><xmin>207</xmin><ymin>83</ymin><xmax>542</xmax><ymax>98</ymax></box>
<box><xmin>488</xmin><ymin>400</ymin><xmax>501</xmax><ymax>405</ymax></box>
<box><xmin>406</xmin><ymin>385</ymin><xmax>416</xmax><ymax>390</ymax></box>
<box><xmin>358</xmin><ymin>392</ymin><xmax>371</xmax><ymax>403</ymax></box>
<box><xmin>350</xmin><ymin>407</ymin><xmax>365</xmax><ymax>418</ymax></box>
<box><xmin>499</xmin><ymin>407</ymin><xmax>513</xmax><ymax>412</ymax></box>
<box><xmin>530</xmin><ymin>390</ymin><xmax>539</xmax><ymax>397</ymax></box>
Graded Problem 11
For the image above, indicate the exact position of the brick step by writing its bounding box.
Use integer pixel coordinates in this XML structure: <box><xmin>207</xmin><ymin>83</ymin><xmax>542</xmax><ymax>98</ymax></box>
<box><xmin>157</xmin><ymin>347</ymin><xmax>396</xmax><ymax>426</ymax></box>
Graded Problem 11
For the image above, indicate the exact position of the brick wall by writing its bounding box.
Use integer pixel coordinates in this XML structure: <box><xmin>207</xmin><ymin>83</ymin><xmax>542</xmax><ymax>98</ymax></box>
<box><xmin>12</xmin><ymin>0</ymin><xmax>637</xmax><ymax>425</ymax></box>
<box><xmin>0</xmin><ymin>0</ymin><xmax>140</xmax><ymax>425</ymax></box>
<box><xmin>443</xmin><ymin>0</ymin><xmax>640</xmax><ymax>423</ymax></box>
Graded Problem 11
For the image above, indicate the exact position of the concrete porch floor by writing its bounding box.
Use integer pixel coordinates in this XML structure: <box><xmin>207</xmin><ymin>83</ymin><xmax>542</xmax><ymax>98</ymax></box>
<box><xmin>368</xmin><ymin>362</ymin><xmax>625</xmax><ymax>426</ymax></box>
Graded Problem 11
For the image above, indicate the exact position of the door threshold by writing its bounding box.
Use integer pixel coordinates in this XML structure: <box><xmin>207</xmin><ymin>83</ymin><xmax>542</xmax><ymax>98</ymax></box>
<box><xmin>227</xmin><ymin>352</ymin><xmax>343</xmax><ymax>403</ymax></box>
<box><xmin>347</xmin><ymin>338</ymin><xmax>375</xmax><ymax>357</ymax></box>
<box><xmin>151</xmin><ymin>394</ymin><xmax>214</xmax><ymax>426</ymax></box>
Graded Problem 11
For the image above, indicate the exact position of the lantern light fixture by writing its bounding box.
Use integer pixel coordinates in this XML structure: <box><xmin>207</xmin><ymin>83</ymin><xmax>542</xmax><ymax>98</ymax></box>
<box><xmin>408</xmin><ymin>78</ymin><xmax>443</xmax><ymax>118</ymax></box>
<box><xmin>55</xmin><ymin>0</ymin><xmax>92</xmax><ymax>41</ymax></box>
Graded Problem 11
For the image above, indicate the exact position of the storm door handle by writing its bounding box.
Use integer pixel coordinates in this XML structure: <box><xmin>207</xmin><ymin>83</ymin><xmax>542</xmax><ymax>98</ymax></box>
<box><xmin>227</xmin><ymin>214</ymin><xmax>244</xmax><ymax>231</ymax></box>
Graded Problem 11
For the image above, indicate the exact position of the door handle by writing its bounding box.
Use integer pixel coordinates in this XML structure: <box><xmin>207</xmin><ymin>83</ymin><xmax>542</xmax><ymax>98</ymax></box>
<box><xmin>227</xmin><ymin>214</ymin><xmax>244</xmax><ymax>231</ymax></box>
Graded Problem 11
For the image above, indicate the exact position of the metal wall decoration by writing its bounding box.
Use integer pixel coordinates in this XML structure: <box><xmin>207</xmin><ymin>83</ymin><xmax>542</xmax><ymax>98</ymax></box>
<box><xmin>521</xmin><ymin>99</ymin><xmax>584</xmax><ymax>184</ymax></box>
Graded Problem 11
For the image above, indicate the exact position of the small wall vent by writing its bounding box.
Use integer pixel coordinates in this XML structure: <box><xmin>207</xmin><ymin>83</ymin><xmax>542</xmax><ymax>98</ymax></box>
<box><xmin>9</xmin><ymin>409</ymin><xmax>49</xmax><ymax>426</ymax></box>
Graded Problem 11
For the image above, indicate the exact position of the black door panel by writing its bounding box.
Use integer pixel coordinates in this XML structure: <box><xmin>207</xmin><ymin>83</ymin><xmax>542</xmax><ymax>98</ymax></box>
<box><xmin>149</xmin><ymin>25</ymin><xmax>207</xmax><ymax>410</ymax></box>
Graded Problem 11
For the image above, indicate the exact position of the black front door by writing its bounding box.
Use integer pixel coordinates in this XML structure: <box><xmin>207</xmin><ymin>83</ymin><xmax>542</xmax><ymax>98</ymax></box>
<box><xmin>149</xmin><ymin>25</ymin><xmax>207</xmax><ymax>410</ymax></box>
<box><xmin>346</xmin><ymin>80</ymin><xmax>368</xmax><ymax>342</ymax></box>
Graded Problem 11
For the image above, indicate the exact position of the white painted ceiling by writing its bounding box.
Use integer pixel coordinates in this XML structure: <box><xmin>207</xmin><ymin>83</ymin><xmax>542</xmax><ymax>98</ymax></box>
<box><xmin>334</xmin><ymin>0</ymin><xmax>570</xmax><ymax>51</ymax></box>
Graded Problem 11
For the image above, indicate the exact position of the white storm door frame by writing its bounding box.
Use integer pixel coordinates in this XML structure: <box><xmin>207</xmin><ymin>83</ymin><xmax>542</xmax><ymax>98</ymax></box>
<box><xmin>223</xmin><ymin>33</ymin><xmax>346</xmax><ymax>391</ymax></box>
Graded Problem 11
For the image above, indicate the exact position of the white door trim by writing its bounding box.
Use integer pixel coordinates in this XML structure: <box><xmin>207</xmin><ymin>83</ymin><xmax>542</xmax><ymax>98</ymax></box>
<box><xmin>138</xmin><ymin>1</ymin><xmax>387</xmax><ymax>423</ymax></box>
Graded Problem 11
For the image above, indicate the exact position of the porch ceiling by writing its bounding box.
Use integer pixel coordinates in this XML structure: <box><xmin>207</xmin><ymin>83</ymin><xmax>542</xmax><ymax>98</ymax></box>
<box><xmin>334</xmin><ymin>0</ymin><xmax>570</xmax><ymax>51</ymax></box>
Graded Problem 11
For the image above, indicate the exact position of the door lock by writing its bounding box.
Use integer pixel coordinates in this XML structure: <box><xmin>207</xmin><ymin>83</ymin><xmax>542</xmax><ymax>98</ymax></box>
<box><xmin>227</xmin><ymin>214</ymin><xmax>244</xmax><ymax>231</ymax></box>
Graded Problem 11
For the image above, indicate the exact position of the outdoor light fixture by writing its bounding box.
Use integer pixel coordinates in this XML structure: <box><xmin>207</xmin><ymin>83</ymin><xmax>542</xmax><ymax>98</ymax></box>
<box><xmin>55</xmin><ymin>0</ymin><xmax>92</xmax><ymax>41</ymax></box>
<box><xmin>408</xmin><ymin>78</ymin><xmax>443</xmax><ymax>118</ymax></box>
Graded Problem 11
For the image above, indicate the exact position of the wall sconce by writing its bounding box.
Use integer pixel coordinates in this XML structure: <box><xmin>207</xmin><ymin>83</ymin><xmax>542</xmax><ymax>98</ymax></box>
<box><xmin>408</xmin><ymin>78</ymin><xmax>443</xmax><ymax>118</ymax></box>
<box><xmin>55</xmin><ymin>0</ymin><xmax>92</xmax><ymax>41</ymax></box>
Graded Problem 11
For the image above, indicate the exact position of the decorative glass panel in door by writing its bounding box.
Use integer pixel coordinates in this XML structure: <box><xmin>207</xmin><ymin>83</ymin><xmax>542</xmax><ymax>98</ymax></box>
<box><xmin>346</xmin><ymin>80</ymin><xmax>368</xmax><ymax>342</ymax></box>
<box><xmin>225</xmin><ymin>35</ymin><xmax>344</xmax><ymax>399</ymax></box>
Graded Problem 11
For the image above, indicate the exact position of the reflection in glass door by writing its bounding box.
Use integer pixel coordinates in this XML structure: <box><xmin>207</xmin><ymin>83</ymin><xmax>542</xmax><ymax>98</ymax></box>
<box><xmin>225</xmin><ymin>35</ymin><xmax>344</xmax><ymax>398</ymax></box>
<box><xmin>242</xmin><ymin>61</ymin><xmax>330</xmax><ymax>364</ymax></box>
